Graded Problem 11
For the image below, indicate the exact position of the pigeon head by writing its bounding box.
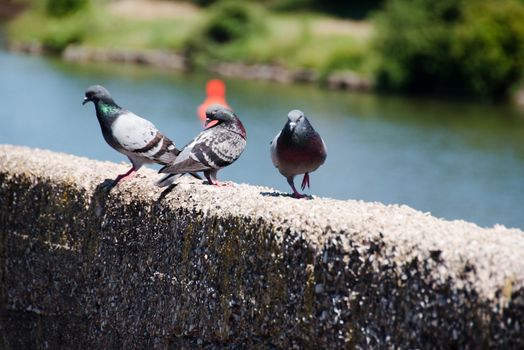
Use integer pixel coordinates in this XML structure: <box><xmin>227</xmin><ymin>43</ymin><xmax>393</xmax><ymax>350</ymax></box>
<box><xmin>284</xmin><ymin>109</ymin><xmax>311</xmax><ymax>134</ymax></box>
<box><xmin>83</xmin><ymin>85</ymin><xmax>116</xmax><ymax>106</ymax></box>
<box><xmin>204</xmin><ymin>104</ymin><xmax>236</xmax><ymax>128</ymax></box>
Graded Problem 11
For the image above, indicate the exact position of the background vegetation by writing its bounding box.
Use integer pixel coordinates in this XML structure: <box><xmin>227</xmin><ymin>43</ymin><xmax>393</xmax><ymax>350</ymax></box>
<box><xmin>6</xmin><ymin>0</ymin><xmax>524</xmax><ymax>99</ymax></box>
<box><xmin>374</xmin><ymin>0</ymin><xmax>524</xmax><ymax>98</ymax></box>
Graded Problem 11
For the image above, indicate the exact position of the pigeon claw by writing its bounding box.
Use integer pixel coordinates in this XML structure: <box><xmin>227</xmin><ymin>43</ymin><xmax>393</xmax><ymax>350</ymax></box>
<box><xmin>292</xmin><ymin>192</ymin><xmax>307</xmax><ymax>199</ymax></box>
<box><xmin>211</xmin><ymin>180</ymin><xmax>234</xmax><ymax>187</ymax></box>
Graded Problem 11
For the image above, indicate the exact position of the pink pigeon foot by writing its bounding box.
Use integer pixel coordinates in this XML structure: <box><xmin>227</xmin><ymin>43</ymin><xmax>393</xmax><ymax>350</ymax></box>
<box><xmin>114</xmin><ymin>167</ymin><xmax>137</xmax><ymax>183</ymax></box>
<box><xmin>289</xmin><ymin>182</ymin><xmax>306</xmax><ymax>199</ymax></box>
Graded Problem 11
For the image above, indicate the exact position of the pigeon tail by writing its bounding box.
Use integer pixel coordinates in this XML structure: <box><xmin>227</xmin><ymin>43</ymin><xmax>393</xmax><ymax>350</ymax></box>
<box><xmin>156</xmin><ymin>172</ymin><xmax>203</xmax><ymax>187</ymax></box>
<box><xmin>156</xmin><ymin>173</ymin><xmax>182</xmax><ymax>187</ymax></box>
<box><xmin>156</xmin><ymin>146</ymin><xmax>181</xmax><ymax>165</ymax></box>
<box><xmin>301</xmin><ymin>172</ymin><xmax>310</xmax><ymax>191</ymax></box>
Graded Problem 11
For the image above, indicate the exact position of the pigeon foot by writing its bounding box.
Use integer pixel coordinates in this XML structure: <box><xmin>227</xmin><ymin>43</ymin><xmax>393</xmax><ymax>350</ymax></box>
<box><xmin>211</xmin><ymin>180</ymin><xmax>234</xmax><ymax>187</ymax></box>
<box><xmin>292</xmin><ymin>192</ymin><xmax>307</xmax><ymax>199</ymax></box>
<box><xmin>114</xmin><ymin>168</ymin><xmax>137</xmax><ymax>184</ymax></box>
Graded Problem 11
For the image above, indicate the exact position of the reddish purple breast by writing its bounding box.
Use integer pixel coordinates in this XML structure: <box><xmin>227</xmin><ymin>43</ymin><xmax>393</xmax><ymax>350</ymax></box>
<box><xmin>277</xmin><ymin>133</ymin><xmax>326</xmax><ymax>166</ymax></box>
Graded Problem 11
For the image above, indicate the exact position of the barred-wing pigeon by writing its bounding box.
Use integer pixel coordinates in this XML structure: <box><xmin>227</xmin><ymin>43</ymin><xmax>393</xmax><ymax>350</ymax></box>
<box><xmin>270</xmin><ymin>109</ymin><xmax>327</xmax><ymax>198</ymax></box>
<box><xmin>83</xmin><ymin>85</ymin><xmax>180</xmax><ymax>183</ymax></box>
<box><xmin>157</xmin><ymin>105</ymin><xmax>247</xmax><ymax>187</ymax></box>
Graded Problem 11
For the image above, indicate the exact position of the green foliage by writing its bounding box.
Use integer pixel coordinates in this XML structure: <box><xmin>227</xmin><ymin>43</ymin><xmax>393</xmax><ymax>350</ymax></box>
<box><xmin>182</xmin><ymin>5</ymin><xmax>371</xmax><ymax>74</ymax></box>
<box><xmin>181</xmin><ymin>0</ymin><xmax>385</xmax><ymax>19</ymax></box>
<box><xmin>184</xmin><ymin>1</ymin><xmax>266</xmax><ymax>65</ymax></box>
<box><xmin>272</xmin><ymin>0</ymin><xmax>385</xmax><ymax>19</ymax></box>
<box><xmin>201</xmin><ymin>1</ymin><xmax>263</xmax><ymax>44</ymax></box>
<box><xmin>373</xmin><ymin>0</ymin><xmax>524</xmax><ymax>98</ymax></box>
<box><xmin>41</xmin><ymin>12</ymin><xmax>87</xmax><ymax>51</ymax></box>
<box><xmin>7</xmin><ymin>5</ymin><xmax>94</xmax><ymax>53</ymax></box>
<box><xmin>322</xmin><ymin>44</ymin><xmax>367</xmax><ymax>73</ymax></box>
<box><xmin>81</xmin><ymin>17</ymin><xmax>194</xmax><ymax>50</ymax></box>
<box><xmin>180</xmin><ymin>0</ymin><xmax>219</xmax><ymax>6</ymax></box>
<box><xmin>269</xmin><ymin>0</ymin><xmax>313</xmax><ymax>12</ymax></box>
<box><xmin>45</xmin><ymin>0</ymin><xmax>87</xmax><ymax>17</ymax></box>
<box><xmin>9</xmin><ymin>0</ymin><xmax>372</xmax><ymax>77</ymax></box>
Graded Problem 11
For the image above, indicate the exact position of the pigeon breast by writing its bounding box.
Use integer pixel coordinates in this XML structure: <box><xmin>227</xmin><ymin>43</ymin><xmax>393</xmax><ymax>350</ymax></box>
<box><xmin>272</xmin><ymin>128</ymin><xmax>326</xmax><ymax>177</ymax></box>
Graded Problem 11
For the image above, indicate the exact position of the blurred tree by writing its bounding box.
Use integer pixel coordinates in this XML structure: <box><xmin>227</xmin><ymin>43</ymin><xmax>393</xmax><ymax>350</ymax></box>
<box><xmin>373</xmin><ymin>0</ymin><xmax>524</xmax><ymax>98</ymax></box>
<box><xmin>185</xmin><ymin>0</ymin><xmax>217</xmax><ymax>6</ymax></box>
<box><xmin>179</xmin><ymin>0</ymin><xmax>385</xmax><ymax>19</ymax></box>
<box><xmin>202</xmin><ymin>1</ymin><xmax>262</xmax><ymax>44</ymax></box>
<box><xmin>44</xmin><ymin>0</ymin><xmax>87</xmax><ymax>16</ymax></box>
<box><xmin>303</xmin><ymin>0</ymin><xmax>385</xmax><ymax>19</ymax></box>
<box><xmin>183</xmin><ymin>1</ymin><xmax>265</xmax><ymax>66</ymax></box>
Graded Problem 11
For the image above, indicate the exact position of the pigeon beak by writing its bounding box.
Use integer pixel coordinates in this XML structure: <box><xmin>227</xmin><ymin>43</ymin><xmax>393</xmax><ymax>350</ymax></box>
<box><xmin>205</xmin><ymin>119</ymin><xmax>219</xmax><ymax>129</ymax></box>
<box><xmin>82</xmin><ymin>97</ymin><xmax>89</xmax><ymax>105</ymax></box>
<box><xmin>288</xmin><ymin>121</ymin><xmax>297</xmax><ymax>131</ymax></box>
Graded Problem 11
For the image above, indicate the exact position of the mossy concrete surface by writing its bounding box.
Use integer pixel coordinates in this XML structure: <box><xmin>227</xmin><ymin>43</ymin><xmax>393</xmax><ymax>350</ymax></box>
<box><xmin>0</xmin><ymin>144</ymin><xmax>523</xmax><ymax>348</ymax></box>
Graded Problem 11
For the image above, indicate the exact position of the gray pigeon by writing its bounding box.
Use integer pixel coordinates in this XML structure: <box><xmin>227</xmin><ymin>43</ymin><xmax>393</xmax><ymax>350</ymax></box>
<box><xmin>83</xmin><ymin>85</ymin><xmax>180</xmax><ymax>183</ymax></box>
<box><xmin>157</xmin><ymin>105</ymin><xmax>247</xmax><ymax>187</ymax></box>
<box><xmin>270</xmin><ymin>109</ymin><xmax>327</xmax><ymax>198</ymax></box>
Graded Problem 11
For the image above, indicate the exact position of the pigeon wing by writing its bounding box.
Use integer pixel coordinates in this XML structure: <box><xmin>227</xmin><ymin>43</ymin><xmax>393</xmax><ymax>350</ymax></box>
<box><xmin>112</xmin><ymin>111</ymin><xmax>179</xmax><ymax>165</ymax></box>
<box><xmin>159</xmin><ymin>133</ymin><xmax>211</xmax><ymax>174</ymax></box>
<box><xmin>160</xmin><ymin>128</ymin><xmax>246</xmax><ymax>174</ymax></box>
<box><xmin>270</xmin><ymin>131</ymin><xmax>281</xmax><ymax>169</ymax></box>
<box><xmin>204</xmin><ymin>130</ymin><xmax>246</xmax><ymax>167</ymax></box>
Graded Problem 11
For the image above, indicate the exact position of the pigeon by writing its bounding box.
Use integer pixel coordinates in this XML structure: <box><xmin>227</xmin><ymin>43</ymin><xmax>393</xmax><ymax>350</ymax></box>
<box><xmin>197</xmin><ymin>79</ymin><xmax>231</xmax><ymax>125</ymax></box>
<box><xmin>270</xmin><ymin>109</ymin><xmax>327</xmax><ymax>198</ymax></box>
<box><xmin>83</xmin><ymin>85</ymin><xmax>181</xmax><ymax>183</ymax></box>
<box><xmin>157</xmin><ymin>104</ymin><xmax>247</xmax><ymax>187</ymax></box>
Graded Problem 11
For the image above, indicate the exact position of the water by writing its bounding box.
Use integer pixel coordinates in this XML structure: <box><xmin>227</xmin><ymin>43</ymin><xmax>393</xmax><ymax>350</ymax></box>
<box><xmin>1</xmin><ymin>49</ymin><xmax>523</xmax><ymax>229</ymax></box>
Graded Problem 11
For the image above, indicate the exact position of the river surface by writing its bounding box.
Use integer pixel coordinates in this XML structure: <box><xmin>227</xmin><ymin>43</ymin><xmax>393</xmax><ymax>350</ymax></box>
<box><xmin>1</xmin><ymin>48</ymin><xmax>523</xmax><ymax>229</ymax></box>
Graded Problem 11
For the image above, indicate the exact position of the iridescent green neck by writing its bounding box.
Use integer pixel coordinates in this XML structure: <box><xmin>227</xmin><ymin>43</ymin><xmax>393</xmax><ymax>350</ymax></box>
<box><xmin>95</xmin><ymin>101</ymin><xmax>120</xmax><ymax>119</ymax></box>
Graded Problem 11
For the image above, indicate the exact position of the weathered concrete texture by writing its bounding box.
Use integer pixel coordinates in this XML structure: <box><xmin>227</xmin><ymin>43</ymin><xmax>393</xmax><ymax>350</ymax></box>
<box><xmin>0</xmin><ymin>144</ymin><xmax>523</xmax><ymax>349</ymax></box>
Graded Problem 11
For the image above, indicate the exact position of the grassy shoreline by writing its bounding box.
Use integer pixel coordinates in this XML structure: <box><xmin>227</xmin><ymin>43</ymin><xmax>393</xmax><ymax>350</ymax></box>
<box><xmin>4</xmin><ymin>0</ymin><xmax>375</xmax><ymax>90</ymax></box>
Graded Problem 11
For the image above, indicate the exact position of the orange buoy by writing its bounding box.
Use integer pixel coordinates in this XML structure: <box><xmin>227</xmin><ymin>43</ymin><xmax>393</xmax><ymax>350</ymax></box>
<box><xmin>197</xmin><ymin>79</ymin><xmax>231</xmax><ymax>124</ymax></box>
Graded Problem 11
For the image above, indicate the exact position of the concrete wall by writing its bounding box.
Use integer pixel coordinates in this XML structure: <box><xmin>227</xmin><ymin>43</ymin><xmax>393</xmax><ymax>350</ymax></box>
<box><xmin>1</xmin><ymin>144</ymin><xmax>523</xmax><ymax>349</ymax></box>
